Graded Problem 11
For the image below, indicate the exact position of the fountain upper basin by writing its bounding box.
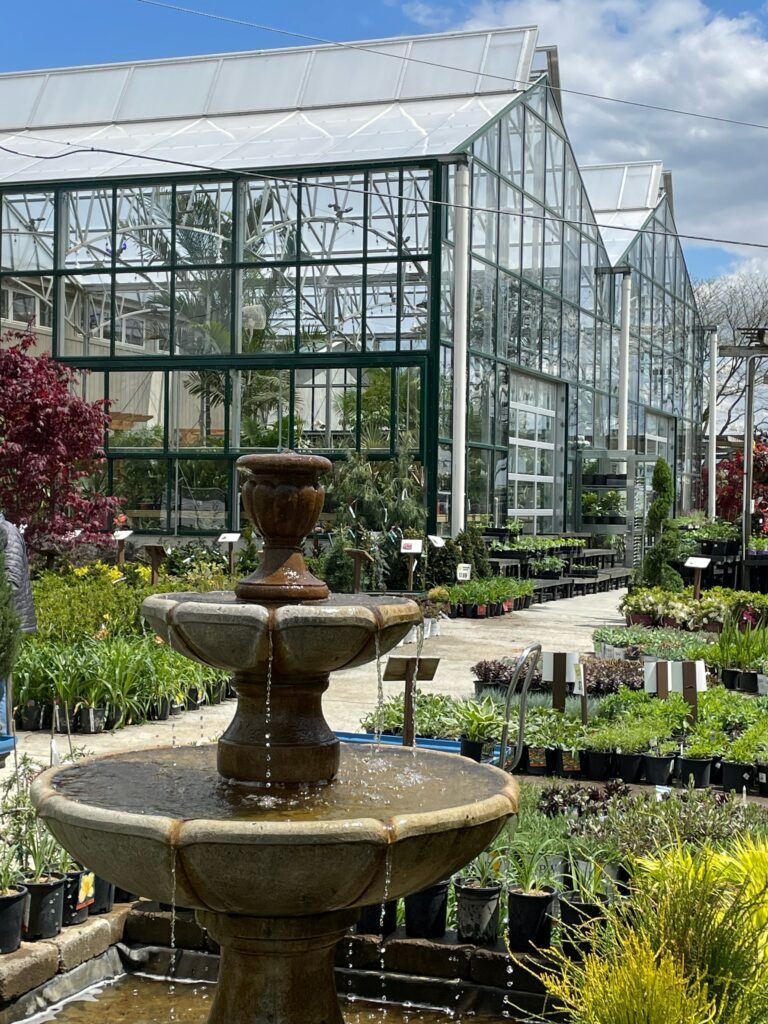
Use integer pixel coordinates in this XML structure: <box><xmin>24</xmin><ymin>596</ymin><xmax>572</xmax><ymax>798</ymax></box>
<box><xmin>143</xmin><ymin>592</ymin><xmax>420</xmax><ymax>675</ymax></box>
<box><xmin>31</xmin><ymin>743</ymin><xmax>518</xmax><ymax>916</ymax></box>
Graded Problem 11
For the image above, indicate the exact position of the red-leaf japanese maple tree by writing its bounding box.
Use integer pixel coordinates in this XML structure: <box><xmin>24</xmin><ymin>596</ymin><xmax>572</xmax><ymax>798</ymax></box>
<box><xmin>704</xmin><ymin>437</ymin><xmax>768</xmax><ymax>534</ymax></box>
<box><xmin>0</xmin><ymin>325</ymin><xmax>119</xmax><ymax>551</ymax></box>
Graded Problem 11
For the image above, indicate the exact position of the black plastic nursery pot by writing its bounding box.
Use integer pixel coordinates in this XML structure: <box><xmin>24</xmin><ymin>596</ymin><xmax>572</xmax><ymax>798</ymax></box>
<box><xmin>460</xmin><ymin>738</ymin><xmax>485</xmax><ymax>763</ymax></box>
<box><xmin>114</xmin><ymin>887</ymin><xmax>139</xmax><ymax>903</ymax></box>
<box><xmin>23</xmin><ymin>875</ymin><xmax>65</xmax><ymax>941</ymax></box>
<box><xmin>737</xmin><ymin>672</ymin><xmax>759</xmax><ymax>694</ymax></box>
<box><xmin>643</xmin><ymin>753</ymin><xmax>676</xmax><ymax>786</ymax></box>
<box><xmin>52</xmin><ymin>706</ymin><xmax>77</xmax><ymax>735</ymax></box>
<box><xmin>62</xmin><ymin>869</ymin><xmax>94</xmax><ymax>926</ymax></box>
<box><xmin>615</xmin><ymin>752</ymin><xmax>644</xmax><ymax>784</ymax></box>
<box><xmin>90</xmin><ymin>876</ymin><xmax>115</xmax><ymax>915</ymax></box>
<box><xmin>454</xmin><ymin>881</ymin><xmax>502</xmax><ymax>945</ymax></box>
<box><xmin>506</xmin><ymin>887</ymin><xmax>556</xmax><ymax>952</ymax></box>
<box><xmin>559</xmin><ymin>894</ymin><xmax>604</xmax><ymax>957</ymax></box>
<box><xmin>679</xmin><ymin>756</ymin><xmax>712</xmax><ymax>789</ymax></box>
<box><xmin>148</xmin><ymin>698</ymin><xmax>171</xmax><ymax>722</ymax></box>
<box><xmin>583</xmin><ymin>751</ymin><xmax>615</xmax><ymax>781</ymax></box>
<box><xmin>404</xmin><ymin>880</ymin><xmax>449</xmax><ymax>939</ymax></box>
<box><xmin>76</xmin><ymin>707</ymin><xmax>106</xmax><ymax>734</ymax></box>
<box><xmin>356</xmin><ymin>900</ymin><xmax>398</xmax><ymax>937</ymax></box>
<box><xmin>758</xmin><ymin>764</ymin><xmax>768</xmax><ymax>798</ymax></box>
<box><xmin>721</xmin><ymin>760</ymin><xmax>755</xmax><ymax>793</ymax></box>
<box><xmin>0</xmin><ymin>886</ymin><xmax>27</xmax><ymax>954</ymax></box>
<box><xmin>526</xmin><ymin>745</ymin><xmax>549</xmax><ymax>776</ymax></box>
<box><xmin>557</xmin><ymin>750</ymin><xmax>582</xmax><ymax>779</ymax></box>
<box><xmin>15</xmin><ymin>701</ymin><xmax>51</xmax><ymax>732</ymax></box>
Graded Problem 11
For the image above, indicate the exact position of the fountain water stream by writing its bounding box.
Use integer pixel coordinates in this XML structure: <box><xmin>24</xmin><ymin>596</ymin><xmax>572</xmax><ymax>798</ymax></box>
<box><xmin>31</xmin><ymin>453</ymin><xmax>518</xmax><ymax>1024</ymax></box>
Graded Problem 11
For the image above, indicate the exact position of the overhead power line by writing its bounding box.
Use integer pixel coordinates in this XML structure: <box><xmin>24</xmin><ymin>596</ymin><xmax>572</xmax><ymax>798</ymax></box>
<box><xmin>132</xmin><ymin>0</ymin><xmax>768</xmax><ymax>134</ymax></box>
<box><xmin>0</xmin><ymin>132</ymin><xmax>765</xmax><ymax>255</ymax></box>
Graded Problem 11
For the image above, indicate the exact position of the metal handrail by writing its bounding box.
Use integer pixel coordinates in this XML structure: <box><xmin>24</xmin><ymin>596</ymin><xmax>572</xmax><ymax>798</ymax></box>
<box><xmin>498</xmin><ymin>643</ymin><xmax>541</xmax><ymax>771</ymax></box>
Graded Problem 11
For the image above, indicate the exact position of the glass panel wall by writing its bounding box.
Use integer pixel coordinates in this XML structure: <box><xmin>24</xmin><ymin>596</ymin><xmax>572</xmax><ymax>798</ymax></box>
<box><xmin>0</xmin><ymin>168</ymin><xmax>433</xmax><ymax>532</ymax></box>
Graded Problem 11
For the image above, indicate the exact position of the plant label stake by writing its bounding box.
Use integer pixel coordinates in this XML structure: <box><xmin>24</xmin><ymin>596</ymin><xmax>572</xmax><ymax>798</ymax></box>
<box><xmin>401</xmin><ymin>539</ymin><xmax>423</xmax><ymax>592</ymax></box>
<box><xmin>680</xmin><ymin>661</ymin><xmax>700</xmax><ymax>722</ymax></box>
<box><xmin>143</xmin><ymin>544</ymin><xmax>168</xmax><ymax>586</ymax></box>
<box><xmin>456</xmin><ymin>563</ymin><xmax>472</xmax><ymax>581</ymax></box>
<box><xmin>685</xmin><ymin>556</ymin><xmax>712</xmax><ymax>600</ymax></box>
<box><xmin>542</xmin><ymin>652</ymin><xmax>579</xmax><ymax>713</ymax></box>
<box><xmin>218</xmin><ymin>533</ymin><xmax>241</xmax><ymax>576</ymax></box>
<box><xmin>383</xmin><ymin>657</ymin><xmax>439</xmax><ymax>746</ymax></box>
<box><xmin>572</xmin><ymin>663</ymin><xmax>589</xmax><ymax>724</ymax></box>
<box><xmin>344</xmin><ymin>548</ymin><xmax>374</xmax><ymax>594</ymax></box>
<box><xmin>113</xmin><ymin>529</ymin><xmax>133</xmax><ymax>566</ymax></box>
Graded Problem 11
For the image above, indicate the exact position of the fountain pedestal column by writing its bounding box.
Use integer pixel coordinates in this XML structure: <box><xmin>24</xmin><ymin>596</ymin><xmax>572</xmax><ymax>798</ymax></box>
<box><xmin>199</xmin><ymin>909</ymin><xmax>358</xmax><ymax>1024</ymax></box>
<box><xmin>218</xmin><ymin>671</ymin><xmax>339</xmax><ymax>784</ymax></box>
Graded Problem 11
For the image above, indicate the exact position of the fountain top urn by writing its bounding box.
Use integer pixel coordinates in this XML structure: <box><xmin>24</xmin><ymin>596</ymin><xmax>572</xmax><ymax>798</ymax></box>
<box><xmin>235</xmin><ymin>452</ymin><xmax>332</xmax><ymax>603</ymax></box>
<box><xmin>143</xmin><ymin>451</ymin><xmax>422</xmax><ymax>786</ymax></box>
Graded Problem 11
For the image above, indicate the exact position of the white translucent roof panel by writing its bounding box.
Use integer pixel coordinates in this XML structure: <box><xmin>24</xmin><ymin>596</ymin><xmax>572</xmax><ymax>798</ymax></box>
<box><xmin>594</xmin><ymin>209</ymin><xmax>654</xmax><ymax>265</ymax></box>
<box><xmin>581</xmin><ymin>161</ymin><xmax>662</xmax><ymax>213</ymax></box>
<box><xmin>0</xmin><ymin>95</ymin><xmax>514</xmax><ymax>185</ymax></box>
<box><xmin>581</xmin><ymin>162</ymin><xmax>664</xmax><ymax>264</ymax></box>
<box><xmin>0</xmin><ymin>26</ymin><xmax>537</xmax><ymax>133</ymax></box>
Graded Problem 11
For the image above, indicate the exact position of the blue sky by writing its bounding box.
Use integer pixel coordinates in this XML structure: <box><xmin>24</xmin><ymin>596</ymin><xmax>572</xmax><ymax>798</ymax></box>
<box><xmin>3</xmin><ymin>0</ymin><xmax>768</xmax><ymax>281</ymax></box>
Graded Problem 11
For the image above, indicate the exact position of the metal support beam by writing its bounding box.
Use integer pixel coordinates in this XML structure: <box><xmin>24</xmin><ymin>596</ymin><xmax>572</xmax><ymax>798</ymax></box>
<box><xmin>617</xmin><ymin>270</ymin><xmax>632</xmax><ymax>465</ymax></box>
<box><xmin>451</xmin><ymin>161</ymin><xmax>470</xmax><ymax>536</ymax></box>
<box><xmin>707</xmin><ymin>328</ymin><xmax>718</xmax><ymax>520</ymax></box>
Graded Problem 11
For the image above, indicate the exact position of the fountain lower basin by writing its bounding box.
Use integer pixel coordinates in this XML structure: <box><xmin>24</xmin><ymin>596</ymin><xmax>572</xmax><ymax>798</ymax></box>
<box><xmin>31</xmin><ymin>743</ymin><xmax>517</xmax><ymax>916</ymax></box>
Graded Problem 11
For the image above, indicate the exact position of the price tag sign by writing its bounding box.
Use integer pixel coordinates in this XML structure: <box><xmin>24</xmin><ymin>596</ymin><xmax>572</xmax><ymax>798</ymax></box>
<box><xmin>113</xmin><ymin>530</ymin><xmax>133</xmax><ymax>542</ymax></box>
<box><xmin>456</xmin><ymin>563</ymin><xmax>472</xmax><ymax>581</ymax></box>
<box><xmin>427</xmin><ymin>535</ymin><xmax>446</xmax><ymax>548</ymax></box>
<box><xmin>218</xmin><ymin>533</ymin><xmax>241</xmax><ymax>544</ymax></box>
<box><xmin>400</xmin><ymin>538</ymin><xmax>424</xmax><ymax>554</ymax></box>
<box><xmin>572</xmin><ymin>663</ymin><xmax>584</xmax><ymax>696</ymax></box>
<box><xmin>685</xmin><ymin>556</ymin><xmax>712</xmax><ymax>570</ymax></box>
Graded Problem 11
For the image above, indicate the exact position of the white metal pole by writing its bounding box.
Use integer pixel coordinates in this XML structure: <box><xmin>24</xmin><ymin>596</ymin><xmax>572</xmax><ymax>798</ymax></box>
<box><xmin>451</xmin><ymin>161</ymin><xmax>470</xmax><ymax>536</ymax></box>
<box><xmin>617</xmin><ymin>270</ymin><xmax>632</xmax><ymax>459</ymax></box>
<box><xmin>708</xmin><ymin>329</ymin><xmax>718</xmax><ymax>519</ymax></box>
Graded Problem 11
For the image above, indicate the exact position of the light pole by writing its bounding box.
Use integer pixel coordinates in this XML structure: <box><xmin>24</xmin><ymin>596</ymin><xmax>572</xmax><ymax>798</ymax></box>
<box><xmin>595</xmin><ymin>265</ymin><xmax>632</xmax><ymax>462</ymax></box>
<box><xmin>703</xmin><ymin>325</ymin><xmax>718</xmax><ymax>520</ymax></box>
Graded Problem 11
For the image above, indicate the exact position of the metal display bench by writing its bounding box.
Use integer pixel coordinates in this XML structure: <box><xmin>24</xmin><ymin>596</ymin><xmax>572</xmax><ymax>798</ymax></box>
<box><xmin>574</xmin><ymin>449</ymin><xmax>659</xmax><ymax>567</ymax></box>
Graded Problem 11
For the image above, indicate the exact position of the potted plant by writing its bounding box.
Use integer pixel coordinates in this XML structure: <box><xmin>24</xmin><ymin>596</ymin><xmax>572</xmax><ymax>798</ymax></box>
<box><xmin>560</xmin><ymin>855</ymin><xmax>608</xmax><ymax>957</ymax></box>
<box><xmin>582</xmin><ymin>728</ymin><xmax>617</xmax><ymax>781</ymax></box>
<box><xmin>601</xmin><ymin>490</ymin><xmax>625</xmax><ymax>525</ymax></box>
<box><xmin>451</xmin><ymin>698</ymin><xmax>500</xmax><ymax>762</ymax></box>
<box><xmin>643</xmin><ymin>737</ymin><xmax>678</xmax><ymax>786</ymax></box>
<box><xmin>679</xmin><ymin>728</ymin><xmax>725</xmax><ymax>789</ymax></box>
<box><xmin>56</xmin><ymin>847</ymin><xmax>94</xmax><ymax>927</ymax></box>
<box><xmin>404</xmin><ymin>880</ymin><xmax>449</xmax><ymax>939</ymax></box>
<box><xmin>454</xmin><ymin>849</ymin><xmax>504</xmax><ymax>945</ymax></box>
<box><xmin>613</xmin><ymin>727</ymin><xmax>649</xmax><ymax>784</ymax></box>
<box><xmin>581</xmin><ymin>492</ymin><xmax>600</xmax><ymax>525</ymax></box>
<box><xmin>722</xmin><ymin>735</ymin><xmax>757</xmax><ymax>794</ymax></box>
<box><xmin>21</xmin><ymin>826</ymin><xmax>66</xmax><ymax>941</ymax></box>
<box><xmin>0</xmin><ymin>846</ymin><xmax>27</xmax><ymax>955</ymax></box>
<box><xmin>505</xmin><ymin>840</ymin><xmax>557</xmax><ymax>952</ymax></box>
<box><xmin>529</xmin><ymin>555</ymin><xmax>566</xmax><ymax>580</ymax></box>
<box><xmin>471</xmin><ymin>659</ymin><xmax>513</xmax><ymax>698</ymax></box>
<box><xmin>581</xmin><ymin>459</ymin><xmax>599</xmax><ymax>486</ymax></box>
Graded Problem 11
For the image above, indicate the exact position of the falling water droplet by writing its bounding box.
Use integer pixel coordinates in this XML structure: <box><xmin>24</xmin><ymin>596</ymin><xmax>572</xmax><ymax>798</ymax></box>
<box><xmin>374</xmin><ymin>629</ymin><xmax>384</xmax><ymax>749</ymax></box>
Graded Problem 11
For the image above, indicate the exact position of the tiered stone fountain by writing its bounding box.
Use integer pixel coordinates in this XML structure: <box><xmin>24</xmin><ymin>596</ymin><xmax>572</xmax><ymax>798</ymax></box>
<box><xmin>32</xmin><ymin>453</ymin><xmax>518</xmax><ymax>1024</ymax></box>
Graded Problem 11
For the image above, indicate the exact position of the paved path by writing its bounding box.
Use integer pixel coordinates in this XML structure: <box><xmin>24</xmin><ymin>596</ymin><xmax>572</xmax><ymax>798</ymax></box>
<box><xmin>0</xmin><ymin>589</ymin><xmax>624</xmax><ymax>782</ymax></box>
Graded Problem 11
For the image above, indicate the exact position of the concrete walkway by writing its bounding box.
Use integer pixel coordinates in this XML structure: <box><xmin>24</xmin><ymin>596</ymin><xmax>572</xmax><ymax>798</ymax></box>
<box><xmin>0</xmin><ymin>589</ymin><xmax>624</xmax><ymax>782</ymax></box>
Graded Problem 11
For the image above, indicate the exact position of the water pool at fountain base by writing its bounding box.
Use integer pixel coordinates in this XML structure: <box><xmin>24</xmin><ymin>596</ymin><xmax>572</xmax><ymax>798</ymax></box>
<box><xmin>23</xmin><ymin>976</ymin><xmax>514</xmax><ymax>1024</ymax></box>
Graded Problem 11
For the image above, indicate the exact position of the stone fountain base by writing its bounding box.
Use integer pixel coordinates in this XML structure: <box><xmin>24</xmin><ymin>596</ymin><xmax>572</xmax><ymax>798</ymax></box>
<box><xmin>198</xmin><ymin>910</ymin><xmax>358</xmax><ymax>1024</ymax></box>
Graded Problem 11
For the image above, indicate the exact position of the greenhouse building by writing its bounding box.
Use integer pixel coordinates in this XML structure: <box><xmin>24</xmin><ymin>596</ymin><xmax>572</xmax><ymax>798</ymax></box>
<box><xmin>0</xmin><ymin>25</ymin><xmax>703</xmax><ymax>544</ymax></box>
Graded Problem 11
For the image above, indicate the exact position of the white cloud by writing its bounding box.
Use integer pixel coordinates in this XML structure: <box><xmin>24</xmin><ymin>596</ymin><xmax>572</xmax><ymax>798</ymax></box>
<box><xmin>401</xmin><ymin>1</ymin><xmax>453</xmax><ymax>28</ymax></box>
<box><xmin>407</xmin><ymin>1</ymin><xmax>768</xmax><ymax>274</ymax></box>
